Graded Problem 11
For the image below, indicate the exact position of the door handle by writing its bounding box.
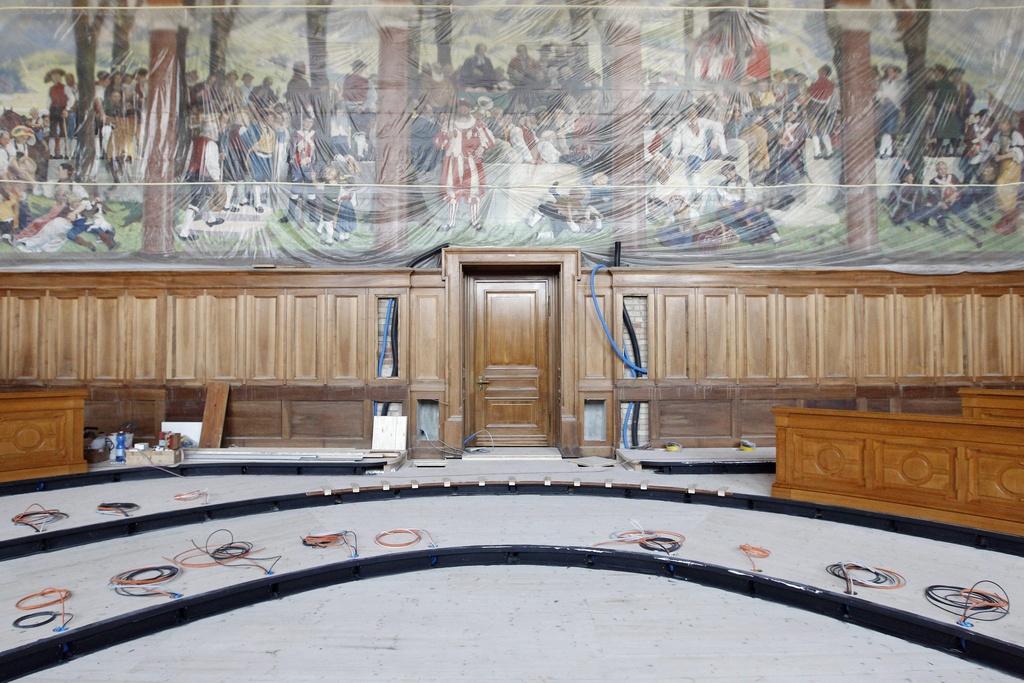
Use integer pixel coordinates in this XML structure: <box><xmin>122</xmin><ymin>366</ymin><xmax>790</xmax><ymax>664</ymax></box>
<box><xmin>477</xmin><ymin>376</ymin><xmax>490</xmax><ymax>389</ymax></box>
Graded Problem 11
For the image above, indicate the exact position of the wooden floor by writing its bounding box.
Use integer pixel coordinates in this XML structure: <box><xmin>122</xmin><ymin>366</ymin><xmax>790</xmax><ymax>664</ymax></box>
<box><xmin>3</xmin><ymin>457</ymin><xmax>1022</xmax><ymax>681</ymax></box>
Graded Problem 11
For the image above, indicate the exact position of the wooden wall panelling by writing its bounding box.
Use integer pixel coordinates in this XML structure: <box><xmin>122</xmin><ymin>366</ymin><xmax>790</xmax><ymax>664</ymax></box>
<box><xmin>7</xmin><ymin>291</ymin><xmax>46</xmax><ymax>383</ymax></box>
<box><xmin>579</xmin><ymin>283</ymin><xmax>614</xmax><ymax>385</ymax></box>
<box><xmin>291</xmin><ymin>400</ymin><xmax>364</xmax><ymax>444</ymax></box>
<box><xmin>696</xmin><ymin>288</ymin><xmax>736</xmax><ymax>382</ymax></box>
<box><xmin>737</xmin><ymin>289</ymin><xmax>775</xmax><ymax>383</ymax></box>
<box><xmin>1015</xmin><ymin>291</ymin><xmax>1024</xmax><ymax>380</ymax></box>
<box><xmin>410</xmin><ymin>288</ymin><xmax>445</xmax><ymax>384</ymax></box>
<box><xmin>326</xmin><ymin>290</ymin><xmax>364</xmax><ymax>383</ymax></box>
<box><xmin>246</xmin><ymin>291</ymin><xmax>285</xmax><ymax>383</ymax></box>
<box><xmin>778</xmin><ymin>290</ymin><xmax>816</xmax><ymax>383</ymax></box>
<box><xmin>224</xmin><ymin>399</ymin><xmax>284</xmax><ymax>443</ymax></box>
<box><xmin>126</xmin><ymin>292</ymin><xmax>164</xmax><ymax>383</ymax></box>
<box><xmin>656</xmin><ymin>289</ymin><xmax>694</xmax><ymax>382</ymax></box>
<box><xmin>856</xmin><ymin>289</ymin><xmax>895</xmax><ymax>382</ymax></box>
<box><xmin>817</xmin><ymin>290</ymin><xmax>855</xmax><ymax>382</ymax></box>
<box><xmin>49</xmin><ymin>292</ymin><xmax>86</xmax><ymax>382</ymax></box>
<box><xmin>0</xmin><ymin>293</ymin><xmax>7</xmax><ymax>379</ymax></box>
<box><xmin>166</xmin><ymin>291</ymin><xmax>204</xmax><ymax>383</ymax></box>
<box><xmin>936</xmin><ymin>289</ymin><xmax>972</xmax><ymax>381</ymax></box>
<box><xmin>205</xmin><ymin>291</ymin><xmax>245</xmax><ymax>381</ymax></box>
<box><xmin>972</xmin><ymin>290</ymin><xmax>1012</xmax><ymax>380</ymax></box>
<box><xmin>895</xmin><ymin>291</ymin><xmax>934</xmax><ymax>381</ymax></box>
<box><xmin>286</xmin><ymin>290</ymin><xmax>325</xmax><ymax>384</ymax></box>
<box><xmin>87</xmin><ymin>291</ymin><xmax>124</xmax><ymax>382</ymax></box>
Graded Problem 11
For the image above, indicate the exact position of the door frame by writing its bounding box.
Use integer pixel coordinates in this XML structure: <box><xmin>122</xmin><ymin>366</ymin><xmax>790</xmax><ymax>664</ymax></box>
<box><xmin>441</xmin><ymin>248</ymin><xmax>581</xmax><ymax>455</ymax></box>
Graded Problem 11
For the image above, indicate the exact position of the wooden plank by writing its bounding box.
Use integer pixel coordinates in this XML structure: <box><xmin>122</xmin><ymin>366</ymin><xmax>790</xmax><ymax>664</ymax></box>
<box><xmin>198</xmin><ymin>382</ymin><xmax>230</xmax><ymax>448</ymax></box>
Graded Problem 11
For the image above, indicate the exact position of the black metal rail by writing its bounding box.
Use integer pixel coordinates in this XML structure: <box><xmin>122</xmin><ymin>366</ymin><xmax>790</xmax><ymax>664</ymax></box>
<box><xmin>2</xmin><ymin>545</ymin><xmax>1022</xmax><ymax>682</ymax></box>
<box><xmin>0</xmin><ymin>461</ymin><xmax>389</xmax><ymax>498</ymax></box>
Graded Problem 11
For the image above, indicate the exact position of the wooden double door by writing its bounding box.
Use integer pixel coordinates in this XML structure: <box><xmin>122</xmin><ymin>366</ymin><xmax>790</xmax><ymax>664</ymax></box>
<box><xmin>464</xmin><ymin>272</ymin><xmax>559</xmax><ymax>448</ymax></box>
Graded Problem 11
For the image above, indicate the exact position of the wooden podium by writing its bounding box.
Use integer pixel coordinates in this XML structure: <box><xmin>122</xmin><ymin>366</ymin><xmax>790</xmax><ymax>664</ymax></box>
<box><xmin>0</xmin><ymin>390</ymin><xmax>88</xmax><ymax>483</ymax></box>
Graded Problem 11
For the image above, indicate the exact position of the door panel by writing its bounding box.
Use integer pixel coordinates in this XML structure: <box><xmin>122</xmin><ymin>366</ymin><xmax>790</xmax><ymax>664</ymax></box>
<box><xmin>469</xmin><ymin>276</ymin><xmax>553</xmax><ymax>446</ymax></box>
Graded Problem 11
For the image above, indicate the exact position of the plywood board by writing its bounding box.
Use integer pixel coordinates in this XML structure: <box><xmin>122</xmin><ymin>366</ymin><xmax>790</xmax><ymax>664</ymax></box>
<box><xmin>371</xmin><ymin>415</ymin><xmax>407</xmax><ymax>451</ymax></box>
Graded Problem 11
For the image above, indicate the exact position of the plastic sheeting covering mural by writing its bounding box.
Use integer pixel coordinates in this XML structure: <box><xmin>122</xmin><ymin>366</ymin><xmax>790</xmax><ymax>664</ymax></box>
<box><xmin>0</xmin><ymin>0</ymin><xmax>1023</xmax><ymax>271</ymax></box>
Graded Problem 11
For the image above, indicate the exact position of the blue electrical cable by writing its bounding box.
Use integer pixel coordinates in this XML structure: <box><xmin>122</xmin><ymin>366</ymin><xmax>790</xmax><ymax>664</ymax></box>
<box><xmin>589</xmin><ymin>264</ymin><xmax>648</xmax><ymax>376</ymax></box>
<box><xmin>375</xmin><ymin>298</ymin><xmax>395</xmax><ymax>416</ymax></box>
<box><xmin>622</xmin><ymin>401</ymin><xmax>633</xmax><ymax>450</ymax></box>
<box><xmin>621</xmin><ymin>339</ymin><xmax>638</xmax><ymax>450</ymax></box>
<box><xmin>590</xmin><ymin>264</ymin><xmax>646</xmax><ymax>448</ymax></box>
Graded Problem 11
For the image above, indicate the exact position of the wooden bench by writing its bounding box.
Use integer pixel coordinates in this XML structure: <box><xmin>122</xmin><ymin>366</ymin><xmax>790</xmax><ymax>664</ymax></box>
<box><xmin>959</xmin><ymin>388</ymin><xmax>1024</xmax><ymax>422</ymax></box>
<box><xmin>0</xmin><ymin>390</ymin><xmax>87</xmax><ymax>483</ymax></box>
<box><xmin>771</xmin><ymin>406</ymin><xmax>1024</xmax><ymax>536</ymax></box>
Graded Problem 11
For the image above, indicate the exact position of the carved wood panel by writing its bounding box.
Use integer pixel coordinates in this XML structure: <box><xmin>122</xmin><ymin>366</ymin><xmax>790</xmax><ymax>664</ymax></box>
<box><xmin>874</xmin><ymin>440</ymin><xmax>957</xmax><ymax>500</ymax></box>
<box><xmin>49</xmin><ymin>293</ymin><xmax>85</xmax><ymax>382</ymax></box>
<box><xmin>937</xmin><ymin>291</ymin><xmax>970</xmax><ymax>380</ymax></box>
<box><xmin>581</xmin><ymin>287</ymin><xmax>613</xmax><ymax>382</ymax></box>
<box><xmin>778</xmin><ymin>291</ymin><xmax>816</xmax><ymax>382</ymax></box>
<box><xmin>9</xmin><ymin>292</ymin><xmax>44</xmax><ymax>382</ymax></box>
<box><xmin>857</xmin><ymin>291</ymin><xmax>894</xmax><ymax>381</ymax></box>
<box><xmin>127</xmin><ymin>292</ymin><xmax>163</xmax><ymax>382</ymax></box>
<box><xmin>327</xmin><ymin>292</ymin><xmax>362</xmax><ymax>382</ymax></box>
<box><xmin>737</xmin><ymin>290</ymin><xmax>774</xmax><ymax>382</ymax></box>
<box><xmin>656</xmin><ymin>291</ymin><xmax>693</xmax><ymax>382</ymax></box>
<box><xmin>818</xmin><ymin>292</ymin><xmax>854</xmax><ymax>382</ymax></box>
<box><xmin>895</xmin><ymin>292</ymin><xmax>933</xmax><ymax>381</ymax></box>
<box><xmin>287</xmin><ymin>292</ymin><xmax>324</xmax><ymax>383</ymax></box>
<box><xmin>410</xmin><ymin>289</ymin><xmax>444</xmax><ymax>383</ymax></box>
<box><xmin>206</xmin><ymin>292</ymin><xmax>244</xmax><ymax>381</ymax></box>
<box><xmin>966</xmin><ymin>447</ymin><xmax>1024</xmax><ymax>513</ymax></box>
<box><xmin>973</xmin><ymin>291</ymin><xmax>1012</xmax><ymax>379</ymax></box>
<box><xmin>790</xmin><ymin>432</ymin><xmax>866</xmax><ymax>488</ymax></box>
<box><xmin>247</xmin><ymin>293</ymin><xmax>284</xmax><ymax>382</ymax></box>
<box><xmin>88</xmin><ymin>293</ymin><xmax>123</xmax><ymax>381</ymax></box>
<box><xmin>697</xmin><ymin>289</ymin><xmax>735</xmax><ymax>382</ymax></box>
<box><xmin>166</xmin><ymin>292</ymin><xmax>203</xmax><ymax>382</ymax></box>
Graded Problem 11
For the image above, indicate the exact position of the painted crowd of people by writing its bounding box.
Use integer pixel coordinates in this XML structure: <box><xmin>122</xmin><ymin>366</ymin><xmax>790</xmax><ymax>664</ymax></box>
<box><xmin>0</xmin><ymin>40</ymin><xmax>1021</xmax><ymax>254</ymax></box>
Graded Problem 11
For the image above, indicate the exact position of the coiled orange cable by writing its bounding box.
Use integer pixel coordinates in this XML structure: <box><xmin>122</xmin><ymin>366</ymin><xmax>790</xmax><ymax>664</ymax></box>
<box><xmin>174</xmin><ymin>489</ymin><xmax>209</xmax><ymax>504</ymax></box>
<box><xmin>15</xmin><ymin>588</ymin><xmax>71</xmax><ymax>611</ymax></box>
<box><xmin>739</xmin><ymin>544</ymin><xmax>771</xmax><ymax>572</ymax></box>
<box><xmin>375</xmin><ymin>528</ymin><xmax>437</xmax><ymax>548</ymax></box>
<box><xmin>302</xmin><ymin>530</ymin><xmax>358</xmax><ymax>558</ymax></box>
<box><xmin>11</xmin><ymin>503</ymin><xmax>68</xmax><ymax>532</ymax></box>
<box><xmin>14</xmin><ymin>588</ymin><xmax>72</xmax><ymax>630</ymax></box>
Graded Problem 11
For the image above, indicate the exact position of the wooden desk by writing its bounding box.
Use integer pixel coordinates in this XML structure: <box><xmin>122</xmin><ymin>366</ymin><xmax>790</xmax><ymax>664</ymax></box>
<box><xmin>959</xmin><ymin>388</ymin><xmax>1024</xmax><ymax>422</ymax></box>
<box><xmin>0</xmin><ymin>390</ymin><xmax>88</xmax><ymax>483</ymax></box>
<box><xmin>771</xmin><ymin>407</ymin><xmax>1024</xmax><ymax>536</ymax></box>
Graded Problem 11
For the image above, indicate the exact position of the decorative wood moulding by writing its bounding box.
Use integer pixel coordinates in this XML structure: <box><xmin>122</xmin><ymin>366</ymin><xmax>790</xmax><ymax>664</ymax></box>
<box><xmin>0</xmin><ymin>390</ymin><xmax>87</xmax><ymax>483</ymax></box>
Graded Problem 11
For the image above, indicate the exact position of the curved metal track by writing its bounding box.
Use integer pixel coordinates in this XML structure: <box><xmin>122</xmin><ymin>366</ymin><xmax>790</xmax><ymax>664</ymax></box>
<box><xmin>2</xmin><ymin>544</ymin><xmax>1022</xmax><ymax>682</ymax></box>
<box><xmin>3</xmin><ymin>480</ymin><xmax>1023</xmax><ymax>563</ymax></box>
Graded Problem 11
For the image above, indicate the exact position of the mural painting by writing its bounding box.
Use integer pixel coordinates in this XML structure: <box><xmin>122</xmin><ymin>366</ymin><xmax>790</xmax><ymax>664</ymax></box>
<box><xmin>0</xmin><ymin>0</ymin><xmax>1021</xmax><ymax>270</ymax></box>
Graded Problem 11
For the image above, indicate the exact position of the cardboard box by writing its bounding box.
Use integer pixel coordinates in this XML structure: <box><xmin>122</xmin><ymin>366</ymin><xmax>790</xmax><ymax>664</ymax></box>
<box><xmin>125</xmin><ymin>448</ymin><xmax>182</xmax><ymax>467</ymax></box>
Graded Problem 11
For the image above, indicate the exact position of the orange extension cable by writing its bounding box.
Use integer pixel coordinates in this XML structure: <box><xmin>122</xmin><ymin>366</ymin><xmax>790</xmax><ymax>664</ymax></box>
<box><xmin>174</xmin><ymin>489</ymin><xmax>209</xmax><ymax>504</ymax></box>
<box><xmin>374</xmin><ymin>528</ymin><xmax>438</xmax><ymax>549</ymax></box>
<box><xmin>739</xmin><ymin>544</ymin><xmax>771</xmax><ymax>572</ymax></box>
<box><xmin>11</xmin><ymin>503</ymin><xmax>68</xmax><ymax>533</ymax></box>
<box><xmin>302</xmin><ymin>530</ymin><xmax>359</xmax><ymax>558</ymax></box>
<box><xmin>594</xmin><ymin>521</ymin><xmax>685</xmax><ymax>553</ymax></box>
<box><xmin>109</xmin><ymin>565</ymin><xmax>183</xmax><ymax>599</ymax></box>
<box><xmin>13</xmin><ymin>588</ymin><xmax>72</xmax><ymax>631</ymax></box>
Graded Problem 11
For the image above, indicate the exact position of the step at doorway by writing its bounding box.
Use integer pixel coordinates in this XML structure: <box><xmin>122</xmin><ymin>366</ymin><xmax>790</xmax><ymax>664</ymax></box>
<box><xmin>460</xmin><ymin>447</ymin><xmax>563</xmax><ymax>461</ymax></box>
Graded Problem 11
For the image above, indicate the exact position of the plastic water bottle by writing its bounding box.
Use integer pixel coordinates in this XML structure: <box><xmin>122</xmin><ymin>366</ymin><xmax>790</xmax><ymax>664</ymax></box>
<box><xmin>114</xmin><ymin>431</ymin><xmax>126</xmax><ymax>465</ymax></box>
